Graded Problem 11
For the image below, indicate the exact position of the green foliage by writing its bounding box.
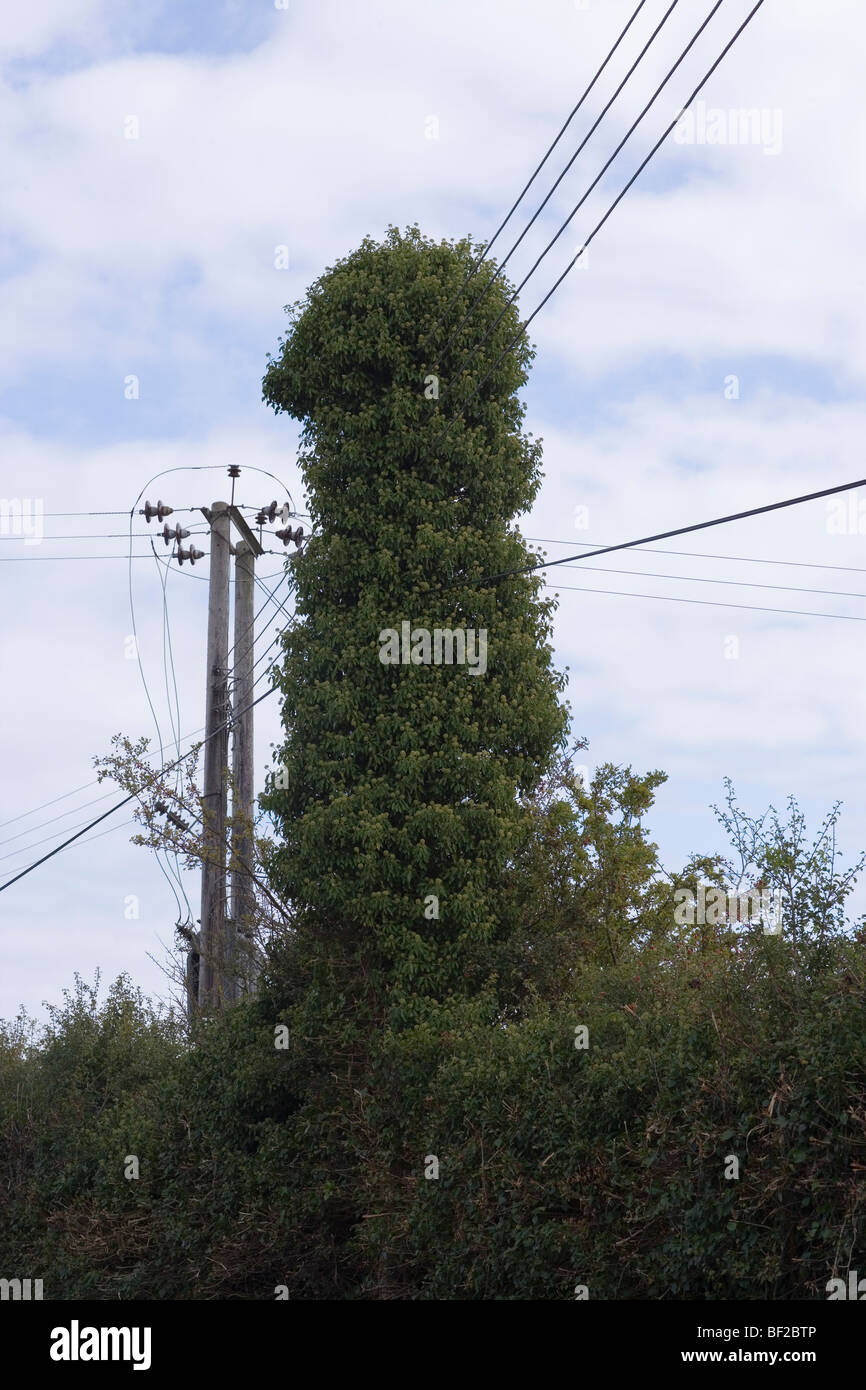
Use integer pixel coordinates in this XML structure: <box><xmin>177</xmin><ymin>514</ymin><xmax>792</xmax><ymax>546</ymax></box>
<box><xmin>0</xmin><ymin>975</ymin><xmax>185</xmax><ymax>1298</ymax></box>
<box><xmin>713</xmin><ymin>779</ymin><xmax>866</xmax><ymax>955</ymax></box>
<box><xmin>362</xmin><ymin>931</ymin><xmax>866</xmax><ymax>1300</ymax></box>
<box><xmin>2</xmin><ymin>932</ymin><xmax>864</xmax><ymax>1300</ymax></box>
<box><xmin>260</xmin><ymin>225</ymin><xmax>568</xmax><ymax>1028</ymax></box>
<box><xmin>504</xmin><ymin>750</ymin><xmax>670</xmax><ymax>1002</ymax></box>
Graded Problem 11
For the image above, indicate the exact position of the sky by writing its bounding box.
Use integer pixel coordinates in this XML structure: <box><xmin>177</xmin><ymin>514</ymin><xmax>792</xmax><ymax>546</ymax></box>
<box><xmin>2</xmin><ymin>0</ymin><xmax>865</xmax><ymax>1023</ymax></box>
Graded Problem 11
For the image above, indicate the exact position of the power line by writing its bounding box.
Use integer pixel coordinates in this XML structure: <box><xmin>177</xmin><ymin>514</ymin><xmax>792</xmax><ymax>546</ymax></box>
<box><xmin>0</xmin><ymin>577</ymin><xmax>294</xmax><ymax>846</ymax></box>
<box><xmin>151</xmin><ymin>549</ymin><xmax>209</xmax><ymax>581</ymax></box>
<box><xmin>0</xmin><ymin>787</ymin><xmax>120</xmax><ymax>847</ymax></box>
<box><xmin>253</xmin><ymin>627</ymin><xmax>289</xmax><ymax>680</ymax></box>
<box><xmin>0</xmin><ymin>543</ymin><xmax>293</xmax><ymax>568</ymax></box>
<box><xmin>9</xmin><ymin>735</ymin><xmax>203</xmax><ymax>839</ymax></box>
<box><xmin>0</xmin><ymin>805</ymin><xmax>139</xmax><ymax>864</ymax></box>
<box><xmin>438</xmin><ymin>0</ymin><xmax>766</xmax><ymax>446</ymax></box>
<box><xmin>0</xmin><ymin>781</ymin><xmax>168</xmax><ymax>865</ymax></box>
<box><xmin>128</xmin><ymin>490</ymin><xmax>188</xmax><ymax>923</ymax></box>
<box><xmin>0</xmin><ymin>781</ymin><xmax>114</xmax><ymax>832</ymax></box>
<box><xmin>22</xmin><ymin>816</ymin><xmax>140</xmax><ymax>858</ymax></box>
<box><xmin>28</xmin><ymin>511</ymin><xmax>158</xmax><ymax>517</ymax></box>
<box><xmin>0</xmin><ymin>554</ymin><xmax>192</xmax><ymax>561</ymax></box>
<box><xmin>549</xmin><ymin>561</ymin><xmax>866</xmax><ymax>602</ymax></box>
<box><xmin>545</xmin><ymin>579</ymin><xmax>866</xmax><ymax>624</ymax></box>
<box><xmin>154</xmin><ymin>538</ymin><xmax>194</xmax><ymax>923</ymax></box>
<box><xmin>150</xmin><ymin>780</ymin><xmax>290</xmax><ymax>924</ymax></box>
<box><xmin>445</xmin><ymin>473</ymin><xmax>857</xmax><ymax>595</ymax></box>
<box><xmin>0</xmin><ymin>568</ymin><xmax>296</xmax><ymax>878</ymax></box>
<box><xmin>0</xmin><ymin>526</ymin><xmax>285</xmax><ymax>546</ymax></box>
<box><xmin>438</xmin><ymin>0</ymin><xmax>685</xmax><ymax>363</ymax></box>
<box><xmin>524</xmin><ymin>535</ymin><xmax>866</xmax><ymax>576</ymax></box>
<box><xmin>229</xmin><ymin>569</ymin><xmax>291</xmax><ymax>668</ymax></box>
<box><xmin>0</xmin><ymin>686</ymin><xmax>279</xmax><ymax>895</ymax></box>
<box><xmin>25</xmin><ymin>468</ymin><xmax>296</xmax><ymax>522</ymax></box>
<box><xmin>252</xmin><ymin>572</ymin><xmax>294</xmax><ymax>640</ymax></box>
<box><xmin>151</xmin><ymin>550</ymin><xmax>290</xmax><ymax>584</ymax></box>
<box><xmin>428</xmin><ymin>0</ymin><xmax>651</xmax><ymax>341</ymax></box>
<box><xmin>72</xmin><ymin>817</ymin><xmax>138</xmax><ymax>849</ymax></box>
<box><xmin>0</xmin><ymin>531</ymin><xmax>209</xmax><ymax>541</ymax></box>
<box><xmin>155</xmin><ymin>537</ymin><xmax>183</xmax><ymax>764</ymax></box>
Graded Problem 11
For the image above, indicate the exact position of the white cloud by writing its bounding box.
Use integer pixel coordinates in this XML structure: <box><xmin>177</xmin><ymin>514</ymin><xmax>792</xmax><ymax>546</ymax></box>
<box><xmin>0</xmin><ymin>0</ymin><xmax>105</xmax><ymax>57</ymax></box>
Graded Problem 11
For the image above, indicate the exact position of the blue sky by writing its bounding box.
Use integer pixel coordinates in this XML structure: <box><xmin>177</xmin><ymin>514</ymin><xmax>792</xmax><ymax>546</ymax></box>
<box><xmin>2</xmin><ymin>0</ymin><xmax>866</xmax><ymax>1021</ymax></box>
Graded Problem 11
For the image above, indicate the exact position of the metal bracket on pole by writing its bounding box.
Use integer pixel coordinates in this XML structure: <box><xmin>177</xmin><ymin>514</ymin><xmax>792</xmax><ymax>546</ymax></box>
<box><xmin>201</xmin><ymin>505</ymin><xmax>264</xmax><ymax>558</ymax></box>
<box><xmin>227</xmin><ymin>506</ymin><xmax>264</xmax><ymax>558</ymax></box>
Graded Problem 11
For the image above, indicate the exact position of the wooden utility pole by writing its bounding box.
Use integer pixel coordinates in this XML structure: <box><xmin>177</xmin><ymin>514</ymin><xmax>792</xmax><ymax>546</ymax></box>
<box><xmin>138</xmin><ymin>478</ymin><xmax>299</xmax><ymax>1020</ymax></box>
<box><xmin>229</xmin><ymin>540</ymin><xmax>257</xmax><ymax>1001</ymax></box>
<box><xmin>199</xmin><ymin>500</ymin><xmax>231</xmax><ymax>1009</ymax></box>
<box><xmin>180</xmin><ymin>481</ymin><xmax>285</xmax><ymax>1015</ymax></box>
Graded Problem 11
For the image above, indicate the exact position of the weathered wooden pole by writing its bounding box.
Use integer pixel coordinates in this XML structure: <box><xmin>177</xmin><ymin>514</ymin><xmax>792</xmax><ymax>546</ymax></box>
<box><xmin>229</xmin><ymin>540</ymin><xmax>257</xmax><ymax>1000</ymax></box>
<box><xmin>199</xmin><ymin>501</ymin><xmax>231</xmax><ymax>1009</ymax></box>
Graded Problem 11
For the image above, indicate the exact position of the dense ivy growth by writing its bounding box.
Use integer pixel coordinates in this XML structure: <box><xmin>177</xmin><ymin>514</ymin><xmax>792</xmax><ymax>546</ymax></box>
<box><xmin>259</xmin><ymin>225</ymin><xmax>568</xmax><ymax>1031</ymax></box>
